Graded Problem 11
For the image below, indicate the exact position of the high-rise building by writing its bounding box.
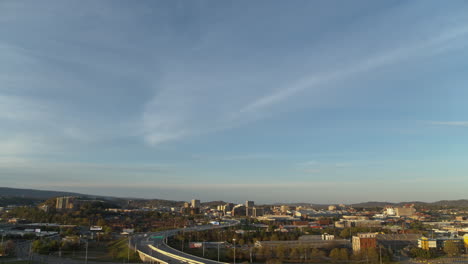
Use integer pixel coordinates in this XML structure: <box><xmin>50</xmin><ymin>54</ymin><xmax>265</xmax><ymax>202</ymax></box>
<box><xmin>245</xmin><ymin>200</ymin><xmax>254</xmax><ymax>208</ymax></box>
<box><xmin>190</xmin><ymin>207</ymin><xmax>200</xmax><ymax>215</ymax></box>
<box><xmin>232</xmin><ymin>205</ymin><xmax>246</xmax><ymax>216</ymax></box>
<box><xmin>251</xmin><ymin>207</ymin><xmax>265</xmax><ymax>217</ymax></box>
<box><xmin>56</xmin><ymin>196</ymin><xmax>76</xmax><ymax>211</ymax></box>
<box><xmin>181</xmin><ymin>202</ymin><xmax>191</xmax><ymax>214</ymax></box>
<box><xmin>191</xmin><ymin>199</ymin><xmax>201</xmax><ymax>208</ymax></box>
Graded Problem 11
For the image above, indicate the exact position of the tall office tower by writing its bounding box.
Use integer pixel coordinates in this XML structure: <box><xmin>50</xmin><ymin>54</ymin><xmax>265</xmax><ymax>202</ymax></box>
<box><xmin>191</xmin><ymin>199</ymin><xmax>201</xmax><ymax>208</ymax></box>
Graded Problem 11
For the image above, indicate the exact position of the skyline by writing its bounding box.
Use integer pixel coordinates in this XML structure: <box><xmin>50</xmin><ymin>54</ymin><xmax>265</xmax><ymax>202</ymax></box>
<box><xmin>1</xmin><ymin>0</ymin><xmax>468</xmax><ymax>203</ymax></box>
<box><xmin>1</xmin><ymin>186</ymin><xmax>466</xmax><ymax>206</ymax></box>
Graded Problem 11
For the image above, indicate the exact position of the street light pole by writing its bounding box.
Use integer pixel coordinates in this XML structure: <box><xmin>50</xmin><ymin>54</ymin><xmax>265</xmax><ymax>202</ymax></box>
<box><xmin>233</xmin><ymin>238</ymin><xmax>236</xmax><ymax>264</ymax></box>
<box><xmin>128</xmin><ymin>236</ymin><xmax>130</xmax><ymax>263</ymax></box>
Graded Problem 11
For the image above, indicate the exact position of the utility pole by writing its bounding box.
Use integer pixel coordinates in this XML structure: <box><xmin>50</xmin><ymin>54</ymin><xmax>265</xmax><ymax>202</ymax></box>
<box><xmin>1</xmin><ymin>234</ymin><xmax>4</xmax><ymax>257</ymax></box>
<box><xmin>85</xmin><ymin>240</ymin><xmax>88</xmax><ymax>264</ymax></box>
<box><xmin>379</xmin><ymin>246</ymin><xmax>382</xmax><ymax>264</ymax></box>
<box><xmin>202</xmin><ymin>241</ymin><xmax>205</xmax><ymax>257</ymax></box>
<box><xmin>28</xmin><ymin>242</ymin><xmax>32</xmax><ymax>264</ymax></box>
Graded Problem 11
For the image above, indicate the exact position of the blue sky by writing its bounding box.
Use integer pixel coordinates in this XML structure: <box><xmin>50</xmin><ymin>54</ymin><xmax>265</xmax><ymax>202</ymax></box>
<box><xmin>1</xmin><ymin>0</ymin><xmax>468</xmax><ymax>204</ymax></box>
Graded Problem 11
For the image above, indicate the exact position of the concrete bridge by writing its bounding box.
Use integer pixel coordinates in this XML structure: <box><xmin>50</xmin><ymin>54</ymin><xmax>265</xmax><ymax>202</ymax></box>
<box><xmin>134</xmin><ymin>219</ymin><xmax>239</xmax><ymax>264</ymax></box>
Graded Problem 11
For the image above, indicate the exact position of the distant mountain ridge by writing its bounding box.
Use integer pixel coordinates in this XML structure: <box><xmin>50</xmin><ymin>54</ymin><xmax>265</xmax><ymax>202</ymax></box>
<box><xmin>1</xmin><ymin>186</ymin><xmax>467</xmax><ymax>208</ymax></box>
<box><xmin>0</xmin><ymin>187</ymin><xmax>184</xmax><ymax>208</ymax></box>
<box><xmin>0</xmin><ymin>187</ymin><xmax>86</xmax><ymax>199</ymax></box>
<box><xmin>349</xmin><ymin>200</ymin><xmax>468</xmax><ymax>208</ymax></box>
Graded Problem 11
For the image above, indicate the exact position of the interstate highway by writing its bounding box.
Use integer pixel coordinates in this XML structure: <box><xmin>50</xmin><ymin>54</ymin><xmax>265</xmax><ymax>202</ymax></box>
<box><xmin>132</xmin><ymin>220</ymin><xmax>239</xmax><ymax>264</ymax></box>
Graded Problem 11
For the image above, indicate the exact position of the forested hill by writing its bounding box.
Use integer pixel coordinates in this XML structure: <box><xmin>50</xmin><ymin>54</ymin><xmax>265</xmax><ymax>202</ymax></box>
<box><xmin>0</xmin><ymin>187</ymin><xmax>86</xmax><ymax>199</ymax></box>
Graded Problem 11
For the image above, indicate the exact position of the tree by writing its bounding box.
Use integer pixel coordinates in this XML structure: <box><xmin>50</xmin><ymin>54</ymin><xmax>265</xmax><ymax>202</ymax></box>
<box><xmin>3</xmin><ymin>240</ymin><xmax>15</xmax><ymax>256</ymax></box>
<box><xmin>410</xmin><ymin>248</ymin><xmax>437</xmax><ymax>259</ymax></box>
<box><xmin>339</xmin><ymin>228</ymin><xmax>351</xmax><ymax>239</ymax></box>
<box><xmin>289</xmin><ymin>247</ymin><xmax>299</xmax><ymax>260</ymax></box>
<box><xmin>255</xmin><ymin>247</ymin><xmax>265</xmax><ymax>260</ymax></box>
<box><xmin>266</xmin><ymin>259</ymin><xmax>282</xmax><ymax>264</ymax></box>
<box><xmin>329</xmin><ymin>248</ymin><xmax>341</xmax><ymax>262</ymax></box>
<box><xmin>311</xmin><ymin>248</ymin><xmax>326</xmax><ymax>258</ymax></box>
<box><xmin>339</xmin><ymin>248</ymin><xmax>349</xmax><ymax>261</ymax></box>
<box><xmin>366</xmin><ymin>248</ymin><xmax>379</xmax><ymax>264</ymax></box>
<box><xmin>444</xmin><ymin>240</ymin><xmax>460</xmax><ymax>257</ymax></box>
<box><xmin>263</xmin><ymin>247</ymin><xmax>274</xmax><ymax>260</ymax></box>
<box><xmin>32</xmin><ymin>239</ymin><xmax>58</xmax><ymax>254</ymax></box>
<box><xmin>275</xmin><ymin>245</ymin><xmax>286</xmax><ymax>260</ymax></box>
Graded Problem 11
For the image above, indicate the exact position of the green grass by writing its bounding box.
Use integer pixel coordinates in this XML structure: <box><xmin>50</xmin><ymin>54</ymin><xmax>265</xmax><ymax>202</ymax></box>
<box><xmin>0</xmin><ymin>260</ymin><xmax>30</xmax><ymax>264</ymax></box>
<box><xmin>107</xmin><ymin>238</ymin><xmax>142</xmax><ymax>262</ymax></box>
<box><xmin>58</xmin><ymin>239</ymin><xmax>142</xmax><ymax>262</ymax></box>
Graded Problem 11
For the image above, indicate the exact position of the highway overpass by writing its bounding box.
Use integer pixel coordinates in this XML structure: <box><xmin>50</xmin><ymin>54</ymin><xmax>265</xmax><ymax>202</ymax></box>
<box><xmin>133</xmin><ymin>219</ymin><xmax>239</xmax><ymax>264</ymax></box>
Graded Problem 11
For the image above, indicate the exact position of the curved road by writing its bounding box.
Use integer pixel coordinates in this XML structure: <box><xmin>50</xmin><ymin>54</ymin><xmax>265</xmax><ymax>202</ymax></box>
<box><xmin>133</xmin><ymin>220</ymin><xmax>239</xmax><ymax>264</ymax></box>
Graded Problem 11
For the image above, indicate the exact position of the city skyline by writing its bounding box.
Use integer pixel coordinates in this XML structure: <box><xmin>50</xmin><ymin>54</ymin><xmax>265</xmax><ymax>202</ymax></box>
<box><xmin>1</xmin><ymin>1</ymin><xmax>468</xmax><ymax>203</ymax></box>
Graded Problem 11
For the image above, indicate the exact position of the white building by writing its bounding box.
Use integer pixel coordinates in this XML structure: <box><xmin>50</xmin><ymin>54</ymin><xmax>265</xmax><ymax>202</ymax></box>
<box><xmin>384</xmin><ymin>206</ymin><xmax>396</xmax><ymax>216</ymax></box>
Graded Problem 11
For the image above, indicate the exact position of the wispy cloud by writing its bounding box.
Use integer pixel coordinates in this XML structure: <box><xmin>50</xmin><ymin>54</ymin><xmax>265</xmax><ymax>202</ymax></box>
<box><xmin>238</xmin><ymin>25</ymin><xmax>468</xmax><ymax>116</ymax></box>
<box><xmin>428</xmin><ymin>121</ymin><xmax>468</xmax><ymax>127</ymax></box>
<box><xmin>141</xmin><ymin>15</ymin><xmax>468</xmax><ymax>145</ymax></box>
<box><xmin>31</xmin><ymin>181</ymin><xmax>362</xmax><ymax>191</ymax></box>
<box><xmin>0</xmin><ymin>95</ymin><xmax>50</xmax><ymax>121</ymax></box>
<box><xmin>0</xmin><ymin>135</ymin><xmax>55</xmax><ymax>158</ymax></box>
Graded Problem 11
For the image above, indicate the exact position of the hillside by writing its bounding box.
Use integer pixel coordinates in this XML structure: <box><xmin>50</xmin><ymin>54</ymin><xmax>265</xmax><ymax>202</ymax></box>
<box><xmin>0</xmin><ymin>187</ymin><xmax>85</xmax><ymax>199</ymax></box>
<box><xmin>1</xmin><ymin>186</ymin><xmax>467</xmax><ymax>209</ymax></box>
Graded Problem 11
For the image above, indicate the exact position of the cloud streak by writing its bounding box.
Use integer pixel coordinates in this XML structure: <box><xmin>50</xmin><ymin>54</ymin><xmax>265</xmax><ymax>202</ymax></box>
<box><xmin>239</xmin><ymin>25</ymin><xmax>468</xmax><ymax>116</ymax></box>
<box><xmin>428</xmin><ymin>121</ymin><xmax>468</xmax><ymax>127</ymax></box>
<box><xmin>141</xmin><ymin>12</ymin><xmax>468</xmax><ymax>145</ymax></box>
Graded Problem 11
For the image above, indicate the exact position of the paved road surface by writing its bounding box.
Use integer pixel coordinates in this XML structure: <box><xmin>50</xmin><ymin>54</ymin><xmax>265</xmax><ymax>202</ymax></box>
<box><xmin>133</xmin><ymin>219</ymin><xmax>239</xmax><ymax>264</ymax></box>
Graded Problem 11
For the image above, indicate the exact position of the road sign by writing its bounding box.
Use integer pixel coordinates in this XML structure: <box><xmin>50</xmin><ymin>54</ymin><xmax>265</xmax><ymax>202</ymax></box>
<box><xmin>151</xmin><ymin>235</ymin><xmax>164</xmax><ymax>239</ymax></box>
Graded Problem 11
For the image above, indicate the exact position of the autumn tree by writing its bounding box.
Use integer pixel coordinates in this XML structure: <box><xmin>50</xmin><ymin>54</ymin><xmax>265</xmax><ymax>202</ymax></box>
<box><xmin>289</xmin><ymin>247</ymin><xmax>299</xmax><ymax>261</ymax></box>
<box><xmin>275</xmin><ymin>245</ymin><xmax>286</xmax><ymax>260</ymax></box>
<box><xmin>444</xmin><ymin>240</ymin><xmax>460</xmax><ymax>257</ymax></box>
<box><xmin>339</xmin><ymin>248</ymin><xmax>349</xmax><ymax>261</ymax></box>
<box><xmin>329</xmin><ymin>248</ymin><xmax>341</xmax><ymax>262</ymax></box>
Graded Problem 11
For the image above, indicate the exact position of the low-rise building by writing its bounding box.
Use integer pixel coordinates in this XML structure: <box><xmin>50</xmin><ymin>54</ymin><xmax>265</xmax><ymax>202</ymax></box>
<box><xmin>352</xmin><ymin>233</ymin><xmax>377</xmax><ymax>252</ymax></box>
<box><xmin>255</xmin><ymin>237</ymin><xmax>350</xmax><ymax>249</ymax></box>
<box><xmin>395</xmin><ymin>204</ymin><xmax>416</xmax><ymax>217</ymax></box>
<box><xmin>418</xmin><ymin>236</ymin><xmax>465</xmax><ymax>250</ymax></box>
<box><xmin>376</xmin><ymin>233</ymin><xmax>420</xmax><ymax>250</ymax></box>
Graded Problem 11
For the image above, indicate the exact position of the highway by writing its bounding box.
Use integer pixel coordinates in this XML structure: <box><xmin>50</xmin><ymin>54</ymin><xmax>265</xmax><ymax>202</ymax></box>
<box><xmin>132</xmin><ymin>220</ymin><xmax>239</xmax><ymax>264</ymax></box>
